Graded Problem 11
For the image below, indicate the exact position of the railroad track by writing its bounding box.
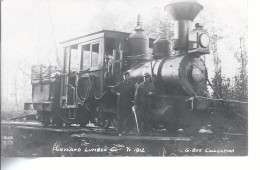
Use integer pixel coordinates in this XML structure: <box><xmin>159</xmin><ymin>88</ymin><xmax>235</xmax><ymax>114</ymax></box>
<box><xmin>1</xmin><ymin>121</ymin><xmax>192</xmax><ymax>141</ymax></box>
<box><xmin>1</xmin><ymin>121</ymin><xmax>111</xmax><ymax>134</ymax></box>
<box><xmin>1</xmin><ymin>121</ymin><xmax>245</xmax><ymax>142</ymax></box>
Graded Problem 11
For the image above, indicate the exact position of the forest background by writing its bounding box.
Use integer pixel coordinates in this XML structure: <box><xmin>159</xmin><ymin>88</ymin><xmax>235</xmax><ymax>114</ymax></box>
<box><xmin>1</xmin><ymin>0</ymin><xmax>248</xmax><ymax>118</ymax></box>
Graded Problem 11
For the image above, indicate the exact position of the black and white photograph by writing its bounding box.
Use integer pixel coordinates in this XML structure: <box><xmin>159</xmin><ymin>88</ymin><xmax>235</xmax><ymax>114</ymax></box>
<box><xmin>1</xmin><ymin>0</ymin><xmax>248</xmax><ymax>159</ymax></box>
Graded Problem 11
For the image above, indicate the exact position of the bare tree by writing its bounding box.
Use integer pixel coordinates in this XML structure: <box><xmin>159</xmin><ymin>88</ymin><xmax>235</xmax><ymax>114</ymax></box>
<box><xmin>207</xmin><ymin>14</ymin><xmax>224</xmax><ymax>99</ymax></box>
<box><xmin>144</xmin><ymin>9</ymin><xmax>175</xmax><ymax>41</ymax></box>
<box><xmin>233</xmin><ymin>34</ymin><xmax>248</xmax><ymax>101</ymax></box>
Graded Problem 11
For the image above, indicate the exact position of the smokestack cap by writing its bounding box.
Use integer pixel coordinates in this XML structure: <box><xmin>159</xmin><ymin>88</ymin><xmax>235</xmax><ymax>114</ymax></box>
<box><xmin>165</xmin><ymin>1</ymin><xmax>203</xmax><ymax>21</ymax></box>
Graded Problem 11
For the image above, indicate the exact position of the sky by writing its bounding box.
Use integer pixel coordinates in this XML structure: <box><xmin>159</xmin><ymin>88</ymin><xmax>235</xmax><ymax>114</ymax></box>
<box><xmin>2</xmin><ymin>0</ymin><xmax>247</xmax><ymax>64</ymax></box>
<box><xmin>1</xmin><ymin>0</ymin><xmax>248</xmax><ymax>110</ymax></box>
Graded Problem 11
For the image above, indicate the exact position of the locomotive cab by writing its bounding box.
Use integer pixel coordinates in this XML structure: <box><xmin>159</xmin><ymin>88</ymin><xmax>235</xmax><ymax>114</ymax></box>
<box><xmin>58</xmin><ymin>30</ymin><xmax>131</xmax><ymax>126</ymax></box>
<box><xmin>55</xmin><ymin>30</ymin><xmax>153</xmax><ymax>127</ymax></box>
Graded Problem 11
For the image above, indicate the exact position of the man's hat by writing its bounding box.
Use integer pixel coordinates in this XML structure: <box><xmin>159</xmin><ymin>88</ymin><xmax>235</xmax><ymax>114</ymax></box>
<box><xmin>123</xmin><ymin>71</ymin><xmax>130</xmax><ymax>75</ymax></box>
<box><xmin>143</xmin><ymin>73</ymin><xmax>151</xmax><ymax>77</ymax></box>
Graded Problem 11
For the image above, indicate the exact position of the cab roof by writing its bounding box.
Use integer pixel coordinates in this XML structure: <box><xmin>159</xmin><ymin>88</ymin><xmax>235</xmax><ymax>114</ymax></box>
<box><xmin>60</xmin><ymin>30</ymin><xmax>131</xmax><ymax>46</ymax></box>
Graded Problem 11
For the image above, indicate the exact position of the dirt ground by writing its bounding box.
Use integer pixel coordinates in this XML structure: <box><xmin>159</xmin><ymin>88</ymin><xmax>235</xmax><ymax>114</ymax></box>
<box><xmin>1</xmin><ymin>124</ymin><xmax>247</xmax><ymax>157</ymax></box>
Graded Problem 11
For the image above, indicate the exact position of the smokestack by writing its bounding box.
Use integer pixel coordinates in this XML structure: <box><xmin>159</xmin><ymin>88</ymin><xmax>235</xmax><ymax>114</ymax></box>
<box><xmin>165</xmin><ymin>1</ymin><xmax>203</xmax><ymax>50</ymax></box>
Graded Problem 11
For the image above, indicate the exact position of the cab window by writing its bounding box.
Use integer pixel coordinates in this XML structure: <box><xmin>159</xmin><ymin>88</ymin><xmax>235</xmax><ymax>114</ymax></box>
<box><xmin>82</xmin><ymin>44</ymin><xmax>91</xmax><ymax>70</ymax></box>
<box><xmin>81</xmin><ymin>42</ymin><xmax>100</xmax><ymax>70</ymax></box>
<box><xmin>70</xmin><ymin>45</ymin><xmax>79</xmax><ymax>71</ymax></box>
<box><xmin>91</xmin><ymin>43</ymin><xmax>99</xmax><ymax>68</ymax></box>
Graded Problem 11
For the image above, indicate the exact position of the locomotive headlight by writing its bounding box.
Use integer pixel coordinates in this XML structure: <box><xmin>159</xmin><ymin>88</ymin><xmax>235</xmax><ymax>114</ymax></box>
<box><xmin>199</xmin><ymin>33</ymin><xmax>209</xmax><ymax>48</ymax></box>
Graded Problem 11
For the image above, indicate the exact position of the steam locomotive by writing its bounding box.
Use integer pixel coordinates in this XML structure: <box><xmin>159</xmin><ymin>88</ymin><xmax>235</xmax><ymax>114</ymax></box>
<box><xmin>24</xmin><ymin>1</ymin><xmax>211</xmax><ymax>135</ymax></box>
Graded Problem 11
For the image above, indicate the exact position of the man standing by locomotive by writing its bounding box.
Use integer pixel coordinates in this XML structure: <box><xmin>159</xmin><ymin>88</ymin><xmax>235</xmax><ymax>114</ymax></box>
<box><xmin>134</xmin><ymin>73</ymin><xmax>155</xmax><ymax>134</ymax></box>
<box><xmin>113</xmin><ymin>71</ymin><xmax>135</xmax><ymax>136</ymax></box>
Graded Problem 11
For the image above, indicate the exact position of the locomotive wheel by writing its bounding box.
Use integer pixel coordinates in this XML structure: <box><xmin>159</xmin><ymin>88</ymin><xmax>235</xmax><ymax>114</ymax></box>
<box><xmin>97</xmin><ymin>118</ymin><xmax>111</xmax><ymax>129</ymax></box>
<box><xmin>51</xmin><ymin>110</ymin><xmax>65</xmax><ymax>127</ymax></box>
<box><xmin>65</xmin><ymin>123</ymin><xmax>71</xmax><ymax>127</ymax></box>
<box><xmin>111</xmin><ymin>117</ymin><xmax>118</xmax><ymax>131</ymax></box>
<box><xmin>95</xmin><ymin>114</ymin><xmax>112</xmax><ymax>129</ymax></box>
<box><xmin>181</xmin><ymin>110</ymin><xmax>201</xmax><ymax>136</ymax></box>
<box><xmin>39</xmin><ymin>111</ymin><xmax>50</xmax><ymax>126</ymax></box>
<box><xmin>56</xmin><ymin>121</ymin><xmax>63</xmax><ymax>128</ymax></box>
<box><xmin>164</xmin><ymin>123</ymin><xmax>179</xmax><ymax>133</ymax></box>
<box><xmin>54</xmin><ymin>112</ymin><xmax>64</xmax><ymax>128</ymax></box>
<box><xmin>42</xmin><ymin>118</ymin><xmax>49</xmax><ymax>127</ymax></box>
<box><xmin>79</xmin><ymin>123</ymin><xmax>86</xmax><ymax>128</ymax></box>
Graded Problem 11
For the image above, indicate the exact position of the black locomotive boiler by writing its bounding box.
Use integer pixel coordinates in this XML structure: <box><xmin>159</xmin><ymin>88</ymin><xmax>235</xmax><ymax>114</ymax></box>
<box><xmin>24</xmin><ymin>1</ymin><xmax>211</xmax><ymax>135</ymax></box>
